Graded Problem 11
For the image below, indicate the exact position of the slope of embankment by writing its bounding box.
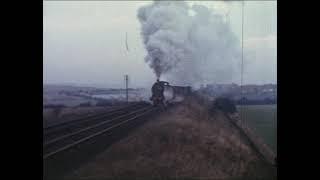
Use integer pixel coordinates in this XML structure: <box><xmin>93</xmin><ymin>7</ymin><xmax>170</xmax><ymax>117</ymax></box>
<box><xmin>64</xmin><ymin>97</ymin><xmax>276</xmax><ymax>179</ymax></box>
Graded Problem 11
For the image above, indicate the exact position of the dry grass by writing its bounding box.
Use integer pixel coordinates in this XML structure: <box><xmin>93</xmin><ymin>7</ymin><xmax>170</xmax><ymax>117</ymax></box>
<box><xmin>64</xmin><ymin>97</ymin><xmax>276</xmax><ymax>180</ymax></box>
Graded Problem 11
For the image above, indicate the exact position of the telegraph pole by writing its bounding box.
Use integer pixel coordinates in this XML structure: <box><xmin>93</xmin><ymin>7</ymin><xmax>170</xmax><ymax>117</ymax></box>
<box><xmin>125</xmin><ymin>75</ymin><xmax>129</xmax><ymax>104</ymax></box>
<box><xmin>241</xmin><ymin>0</ymin><xmax>245</xmax><ymax>128</ymax></box>
<box><xmin>239</xmin><ymin>0</ymin><xmax>245</xmax><ymax>175</ymax></box>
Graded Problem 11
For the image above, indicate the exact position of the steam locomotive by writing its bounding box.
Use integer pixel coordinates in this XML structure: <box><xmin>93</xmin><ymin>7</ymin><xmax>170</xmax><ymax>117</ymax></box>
<box><xmin>151</xmin><ymin>83</ymin><xmax>192</xmax><ymax>106</ymax></box>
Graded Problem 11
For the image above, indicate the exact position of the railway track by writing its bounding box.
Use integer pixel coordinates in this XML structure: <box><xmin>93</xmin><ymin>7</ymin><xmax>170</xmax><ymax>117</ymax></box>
<box><xmin>43</xmin><ymin>102</ymin><xmax>147</xmax><ymax>141</ymax></box>
<box><xmin>43</xmin><ymin>102</ymin><xmax>156</xmax><ymax>160</ymax></box>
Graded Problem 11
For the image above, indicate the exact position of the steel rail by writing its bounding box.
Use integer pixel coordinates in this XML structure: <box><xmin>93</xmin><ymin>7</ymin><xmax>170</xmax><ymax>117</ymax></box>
<box><xmin>43</xmin><ymin>104</ymin><xmax>147</xmax><ymax>140</ymax></box>
<box><xmin>44</xmin><ymin>106</ymin><xmax>151</xmax><ymax>147</ymax></box>
<box><xmin>43</xmin><ymin>106</ymin><xmax>155</xmax><ymax>159</ymax></box>
<box><xmin>44</xmin><ymin>103</ymin><xmax>143</xmax><ymax>131</ymax></box>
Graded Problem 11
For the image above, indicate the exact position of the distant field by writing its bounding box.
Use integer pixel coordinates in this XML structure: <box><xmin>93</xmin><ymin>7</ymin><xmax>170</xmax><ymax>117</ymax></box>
<box><xmin>237</xmin><ymin>105</ymin><xmax>277</xmax><ymax>153</ymax></box>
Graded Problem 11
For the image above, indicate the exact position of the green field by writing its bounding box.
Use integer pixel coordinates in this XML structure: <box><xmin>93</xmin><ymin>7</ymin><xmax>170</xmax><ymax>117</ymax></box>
<box><xmin>237</xmin><ymin>105</ymin><xmax>277</xmax><ymax>152</ymax></box>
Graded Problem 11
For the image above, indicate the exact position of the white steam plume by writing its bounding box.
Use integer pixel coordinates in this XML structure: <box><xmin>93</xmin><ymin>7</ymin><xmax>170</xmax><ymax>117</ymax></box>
<box><xmin>137</xmin><ymin>1</ymin><xmax>241</xmax><ymax>86</ymax></box>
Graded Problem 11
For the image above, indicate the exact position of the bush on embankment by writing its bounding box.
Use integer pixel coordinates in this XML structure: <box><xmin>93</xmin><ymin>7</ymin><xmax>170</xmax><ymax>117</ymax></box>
<box><xmin>212</xmin><ymin>97</ymin><xmax>237</xmax><ymax>114</ymax></box>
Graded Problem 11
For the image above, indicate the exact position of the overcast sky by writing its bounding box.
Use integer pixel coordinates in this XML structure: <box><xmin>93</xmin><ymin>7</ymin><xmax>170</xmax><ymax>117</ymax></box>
<box><xmin>43</xmin><ymin>1</ymin><xmax>277</xmax><ymax>88</ymax></box>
